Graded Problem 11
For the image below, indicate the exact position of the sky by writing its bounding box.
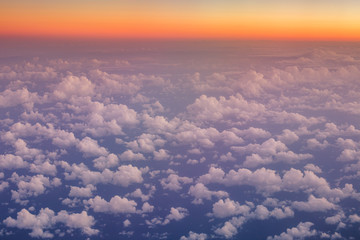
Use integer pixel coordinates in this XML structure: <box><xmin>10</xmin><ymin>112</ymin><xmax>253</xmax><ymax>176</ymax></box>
<box><xmin>1</xmin><ymin>0</ymin><xmax>360</xmax><ymax>40</ymax></box>
<box><xmin>1</xmin><ymin>1</ymin><xmax>360</xmax><ymax>239</ymax></box>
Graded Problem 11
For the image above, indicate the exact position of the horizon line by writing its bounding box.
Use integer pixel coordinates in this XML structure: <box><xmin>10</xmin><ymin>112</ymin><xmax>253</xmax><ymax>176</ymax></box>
<box><xmin>1</xmin><ymin>34</ymin><xmax>360</xmax><ymax>43</ymax></box>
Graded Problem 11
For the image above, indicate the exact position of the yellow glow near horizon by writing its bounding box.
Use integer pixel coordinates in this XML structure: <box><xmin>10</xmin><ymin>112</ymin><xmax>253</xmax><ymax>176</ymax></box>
<box><xmin>1</xmin><ymin>0</ymin><xmax>360</xmax><ymax>40</ymax></box>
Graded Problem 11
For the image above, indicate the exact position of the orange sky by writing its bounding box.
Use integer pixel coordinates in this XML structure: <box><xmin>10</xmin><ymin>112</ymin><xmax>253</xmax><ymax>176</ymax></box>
<box><xmin>1</xmin><ymin>0</ymin><xmax>360</xmax><ymax>40</ymax></box>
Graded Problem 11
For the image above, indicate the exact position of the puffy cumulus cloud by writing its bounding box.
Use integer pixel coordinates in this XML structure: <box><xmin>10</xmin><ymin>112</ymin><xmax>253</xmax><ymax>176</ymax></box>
<box><xmin>69</xmin><ymin>184</ymin><xmax>96</xmax><ymax>198</ymax></box>
<box><xmin>143</xmin><ymin>101</ymin><xmax>166</xmax><ymax>116</ymax></box>
<box><xmin>29</xmin><ymin>161</ymin><xmax>57</xmax><ymax>176</ymax></box>
<box><xmin>232</xmin><ymin>138</ymin><xmax>312</xmax><ymax>168</ymax></box>
<box><xmin>315</xmin><ymin>123</ymin><xmax>360</xmax><ymax>140</ymax></box>
<box><xmin>268</xmin><ymin>111</ymin><xmax>323</xmax><ymax>127</ymax></box>
<box><xmin>145</xmin><ymin>207</ymin><xmax>189</xmax><ymax>227</ymax></box>
<box><xmin>61</xmin><ymin>162</ymin><xmax>143</xmax><ymax>187</ymax></box>
<box><xmin>67</xmin><ymin>98</ymin><xmax>139</xmax><ymax>137</ymax></box>
<box><xmin>281</xmin><ymin>168</ymin><xmax>359</xmax><ymax>201</ymax></box>
<box><xmin>0</xmin><ymin>88</ymin><xmax>41</xmax><ymax>110</ymax></box>
<box><xmin>198</xmin><ymin>167</ymin><xmax>282</xmax><ymax>194</ymax></box>
<box><xmin>89</xmin><ymin>70</ymin><xmax>168</xmax><ymax>95</ymax></box>
<box><xmin>126</xmin><ymin>187</ymin><xmax>156</xmax><ymax>202</ymax></box>
<box><xmin>306</xmin><ymin>138</ymin><xmax>329</xmax><ymax>150</ymax></box>
<box><xmin>153</xmin><ymin>149</ymin><xmax>170</xmax><ymax>161</ymax></box>
<box><xmin>229</xmin><ymin>127</ymin><xmax>271</xmax><ymax>140</ymax></box>
<box><xmin>336</xmin><ymin>138</ymin><xmax>359</xmax><ymax>150</ymax></box>
<box><xmin>185</xmin><ymin>72</ymin><xmax>233</xmax><ymax>95</ymax></box>
<box><xmin>219</xmin><ymin>152</ymin><xmax>236</xmax><ymax>162</ymax></box>
<box><xmin>126</xmin><ymin>134</ymin><xmax>165</xmax><ymax>153</ymax></box>
<box><xmin>93</xmin><ymin>153</ymin><xmax>119</xmax><ymax>170</ymax></box>
<box><xmin>13</xmin><ymin>139</ymin><xmax>43</xmax><ymax>161</ymax></box>
<box><xmin>232</xmin><ymin>70</ymin><xmax>274</xmax><ymax>97</ymax></box>
<box><xmin>349</xmin><ymin>214</ymin><xmax>360</xmax><ymax>223</ymax></box>
<box><xmin>119</xmin><ymin>150</ymin><xmax>146</xmax><ymax>162</ymax></box>
<box><xmin>304</xmin><ymin>164</ymin><xmax>322</xmax><ymax>173</ymax></box>
<box><xmin>197</xmin><ymin>167</ymin><xmax>226</xmax><ymax>185</ymax></box>
<box><xmin>198</xmin><ymin>167</ymin><xmax>359</xmax><ymax>200</ymax></box>
<box><xmin>214</xmin><ymin>204</ymin><xmax>294</xmax><ymax>239</ymax></box>
<box><xmin>244</xmin><ymin>154</ymin><xmax>274</xmax><ymax>168</ymax></box>
<box><xmin>20</xmin><ymin>110</ymin><xmax>57</xmax><ymax>123</ymax></box>
<box><xmin>232</xmin><ymin>138</ymin><xmax>287</xmax><ymax>156</ymax></box>
<box><xmin>214</xmin><ymin>217</ymin><xmax>246</xmax><ymax>239</ymax></box>
<box><xmin>142</xmin><ymin>114</ymin><xmax>244</xmax><ymax>150</ymax></box>
<box><xmin>186</xmin><ymin>94</ymin><xmax>266</xmax><ymax>125</ymax></box>
<box><xmin>0</xmin><ymin>61</ymin><xmax>57</xmax><ymax>82</ymax></box>
<box><xmin>292</xmin><ymin>195</ymin><xmax>336</xmax><ymax>212</ymax></box>
<box><xmin>337</xmin><ymin>149</ymin><xmax>360</xmax><ymax>162</ymax></box>
<box><xmin>218</xmin><ymin>130</ymin><xmax>244</xmax><ymax>146</ymax></box>
<box><xmin>186</xmin><ymin>94</ymin><xmax>322</xmax><ymax>127</ymax></box>
<box><xmin>88</xmin><ymin>69</ymin><xmax>140</xmax><ymax>96</ymax></box>
<box><xmin>0</xmin><ymin>154</ymin><xmax>27</xmax><ymax>169</ymax></box>
<box><xmin>0</xmin><ymin>181</ymin><xmax>9</xmax><ymax>192</ymax></box>
<box><xmin>161</xmin><ymin>174</ymin><xmax>193</xmax><ymax>191</ymax></box>
<box><xmin>141</xmin><ymin>202</ymin><xmax>155</xmax><ymax>213</ymax></box>
<box><xmin>55</xmin><ymin>210</ymin><xmax>99</xmax><ymax>236</ymax></box>
<box><xmin>180</xmin><ymin>231</ymin><xmax>207</xmax><ymax>240</ymax></box>
<box><xmin>163</xmin><ymin>207</ymin><xmax>188</xmax><ymax>225</ymax></box>
<box><xmin>85</xmin><ymin>195</ymin><xmax>137</xmax><ymax>214</ymax></box>
<box><xmin>11</xmin><ymin>174</ymin><xmax>61</xmax><ymax>204</ymax></box>
<box><xmin>131</xmin><ymin>93</ymin><xmax>150</xmax><ymax>104</ymax></box>
<box><xmin>3</xmin><ymin>208</ymin><xmax>98</xmax><ymax>238</ymax></box>
<box><xmin>269</xmin><ymin>206</ymin><xmax>294</xmax><ymax>219</ymax></box>
<box><xmin>212</xmin><ymin>198</ymin><xmax>251</xmax><ymax>218</ymax></box>
<box><xmin>142</xmin><ymin>114</ymin><xmax>182</xmax><ymax>134</ymax></box>
<box><xmin>5</xmin><ymin>122</ymin><xmax>78</xmax><ymax>148</ymax></box>
<box><xmin>123</xmin><ymin>219</ymin><xmax>131</xmax><ymax>227</ymax></box>
<box><xmin>266</xmin><ymin>222</ymin><xmax>317</xmax><ymax>240</ymax></box>
<box><xmin>325</xmin><ymin>212</ymin><xmax>345</xmax><ymax>225</ymax></box>
<box><xmin>76</xmin><ymin>137</ymin><xmax>108</xmax><ymax>158</ymax></box>
<box><xmin>277</xmin><ymin>129</ymin><xmax>299</xmax><ymax>145</ymax></box>
<box><xmin>53</xmin><ymin>75</ymin><xmax>95</xmax><ymax>100</ymax></box>
<box><xmin>188</xmin><ymin>183</ymin><xmax>228</xmax><ymax>204</ymax></box>
<box><xmin>173</xmin><ymin>126</ymin><xmax>218</xmax><ymax>149</ymax></box>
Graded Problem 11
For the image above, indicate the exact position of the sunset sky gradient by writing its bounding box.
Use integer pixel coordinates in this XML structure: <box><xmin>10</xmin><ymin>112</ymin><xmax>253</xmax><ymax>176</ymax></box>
<box><xmin>1</xmin><ymin>0</ymin><xmax>360</xmax><ymax>40</ymax></box>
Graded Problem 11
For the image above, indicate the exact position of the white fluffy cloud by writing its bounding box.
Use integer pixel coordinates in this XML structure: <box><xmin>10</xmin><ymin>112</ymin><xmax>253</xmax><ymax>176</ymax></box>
<box><xmin>186</xmin><ymin>94</ymin><xmax>266</xmax><ymax>125</ymax></box>
<box><xmin>180</xmin><ymin>231</ymin><xmax>207</xmax><ymax>240</ymax></box>
<box><xmin>277</xmin><ymin>129</ymin><xmax>299</xmax><ymax>145</ymax></box>
<box><xmin>11</xmin><ymin>174</ymin><xmax>61</xmax><ymax>204</ymax></box>
<box><xmin>85</xmin><ymin>195</ymin><xmax>137</xmax><ymax>214</ymax></box>
<box><xmin>198</xmin><ymin>166</ymin><xmax>358</xmax><ymax>201</ymax></box>
<box><xmin>76</xmin><ymin>137</ymin><xmax>108</xmax><ymax>158</ymax></box>
<box><xmin>163</xmin><ymin>207</ymin><xmax>188</xmax><ymax>225</ymax></box>
<box><xmin>0</xmin><ymin>88</ymin><xmax>41</xmax><ymax>110</ymax></box>
<box><xmin>93</xmin><ymin>154</ymin><xmax>119</xmax><ymax>170</ymax></box>
<box><xmin>61</xmin><ymin>162</ymin><xmax>143</xmax><ymax>187</ymax></box>
<box><xmin>69</xmin><ymin>184</ymin><xmax>96</xmax><ymax>198</ymax></box>
<box><xmin>119</xmin><ymin>150</ymin><xmax>146</xmax><ymax>161</ymax></box>
<box><xmin>126</xmin><ymin>187</ymin><xmax>155</xmax><ymax>202</ymax></box>
<box><xmin>232</xmin><ymin>138</ymin><xmax>312</xmax><ymax>168</ymax></box>
<box><xmin>266</xmin><ymin>222</ymin><xmax>317</xmax><ymax>240</ymax></box>
<box><xmin>214</xmin><ymin>217</ymin><xmax>245</xmax><ymax>239</ymax></box>
<box><xmin>292</xmin><ymin>195</ymin><xmax>336</xmax><ymax>212</ymax></box>
<box><xmin>188</xmin><ymin>183</ymin><xmax>228</xmax><ymax>204</ymax></box>
<box><xmin>126</xmin><ymin>134</ymin><xmax>165</xmax><ymax>153</ymax></box>
<box><xmin>212</xmin><ymin>198</ymin><xmax>251</xmax><ymax>218</ymax></box>
<box><xmin>3</xmin><ymin>208</ymin><xmax>98</xmax><ymax>238</ymax></box>
<box><xmin>161</xmin><ymin>174</ymin><xmax>193</xmax><ymax>191</ymax></box>
<box><xmin>5</xmin><ymin>122</ymin><xmax>78</xmax><ymax>148</ymax></box>
<box><xmin>54</xmin><ymin>75</ymin><xmax>95</xmax><ymax>100</ymax></box>
<box><xmin>0</xmin><ymin>154</ymin><xmax>27</xmax><ymax>169</ymax></box>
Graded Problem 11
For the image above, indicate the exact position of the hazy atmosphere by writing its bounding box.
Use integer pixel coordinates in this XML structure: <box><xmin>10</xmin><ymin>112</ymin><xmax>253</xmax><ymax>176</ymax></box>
<box><xmin>1</xmin><ymin>0</ymin><xmax>360</xmax><ymax>239</ymax></box>
<box><xmin>1</xmin><ymin>40</ymin><xmax>360</xmax><ymax>239</ymax></box>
